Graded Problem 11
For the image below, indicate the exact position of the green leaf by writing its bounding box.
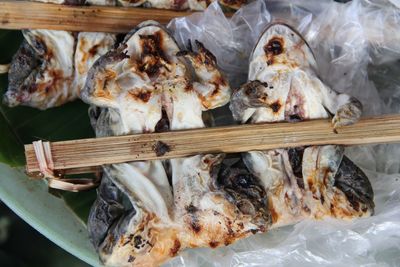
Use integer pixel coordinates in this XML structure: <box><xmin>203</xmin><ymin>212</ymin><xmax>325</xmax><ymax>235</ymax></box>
<box><xmin>0</xmin><ymin>30</ymin><xmax>97</xmax><ymax>226</ymax></box>
<box><xmin>0</xmin><ymin>164</ymin><xmax>100</xmax><ymax>266</ymax></box>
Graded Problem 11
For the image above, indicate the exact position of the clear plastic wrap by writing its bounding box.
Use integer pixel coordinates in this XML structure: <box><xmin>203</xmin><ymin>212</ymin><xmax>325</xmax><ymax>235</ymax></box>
<box><xmin>165</xmin><ymin>0</ymin><xmax>400</xmax><ymax>266</ymax></box>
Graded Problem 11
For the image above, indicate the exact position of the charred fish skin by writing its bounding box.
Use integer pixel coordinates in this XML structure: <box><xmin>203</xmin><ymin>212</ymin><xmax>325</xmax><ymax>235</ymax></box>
<box><xmin>4</xmin><ymin>30</ymin><xmax>75</xmax><ymax>109</ymax></box>
<box><xmin>229</xmin><ymin>23</ymin><xmax>374</xmax><ymax>225</ymax></box>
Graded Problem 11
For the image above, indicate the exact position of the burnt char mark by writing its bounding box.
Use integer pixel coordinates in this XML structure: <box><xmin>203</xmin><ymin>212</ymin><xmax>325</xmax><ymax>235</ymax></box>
<box><xmin>268</xmin><ymin>198</ymin><xmax>279</xmax><ymax>223</ymax></box>
<box><xmin>209</xmin><ymin>241</ymin><xmax>219</xmax><ymax>248</ymax></box>
<box><xmin>138</xmin><ymin>31</ymin><xmax>169</xmax><ymax>77</ymax></box>
<box><xmin>264</xmin><ymin>36</ymin><xmax>285</xmax><ymax>66</ymax></box>
<box><xmin>88</xmin><ymin>44</ymin><xmax>101</xmax><ymax>57</ymax></box>
<box><xmin>210</xmin><ymin>76</ymin><xmax>228</xmax><ymax>97</ymax></box>
<box><xmin>288</xmin><ymin>147</ymin><xmax>305</xmax><ymax>189</ymax></box>
<box><xmin>195</xmin><ymin>40</ymin><xmax>217</xmax><ymax>66</ymax></box>
<box><xmin>264</xmin><ymin>37</ymin><xmax>284</xmax><ymax>56</ymax></box>
<box><xmin>270</xmin><ymin>101</ymin><xmax>281</xmax><ymax>113</ymax></box>
<box><xmin>334</xmin><ymin>155</ymin><xmax>374</xmax><ymax>213</ymax></box>
<box><xmin>250</xmin><ymin>229</ymin><xmax>258</xmax><ymax>235</ymax></box>
<box><xmin>129</xmin><ymin>89</ymin><xmax>152</xmax><ymax>103</ymax></box>
<box><xmin>155</xmin><ymin>108</ymin><xmax>170</xmax><ymax>133</ymax></box>
<box><xmin>169</xmin><ymin>239</ymin><xmax>181</xmax><ymax>257</ymax></box>
<box><xmin>190</xmin><ymin>215</ymin><xmax>202</xmax><ymax>234</ymax></box>
<box><xmin>184</xmin><ymin>82</ymin><xmax>193</xmax><ymax>92</ymax></box>
<box><xmin>140</xmin><ymin>31</ymin><xmax>165</xmax><ymax>57</ymax></box>
<box><xmin>128</xmin><ymin>255</ymin><xmax>135</xmax><ymax>263</ymax></box>
<box><xmin>153</xmin><ymin>141</ymin><xmax>171</xmax><ymax>157</ymax></box>
<box><xmin>186</xmin><ymin>203</ymin><xmax>198</xmax><ymax>213</ymax></box>
<box><xmin>133</xmin><ymin>235</ymin><xmax>146</xmax><ymax>250</ymax></box>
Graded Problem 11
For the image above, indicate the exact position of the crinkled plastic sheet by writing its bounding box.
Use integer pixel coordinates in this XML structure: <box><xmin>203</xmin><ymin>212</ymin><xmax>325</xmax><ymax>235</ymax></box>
<box><xmin>166</xmin><ymin>0</ymin><xmax>400</xmax><ymax>266</ymax></box>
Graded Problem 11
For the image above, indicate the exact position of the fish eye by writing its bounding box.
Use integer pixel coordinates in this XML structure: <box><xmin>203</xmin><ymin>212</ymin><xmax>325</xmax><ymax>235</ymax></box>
<box><xmin>265</xmin><ymin>38</ymin><xmax>284</xmax><ymax>55</ymax></box>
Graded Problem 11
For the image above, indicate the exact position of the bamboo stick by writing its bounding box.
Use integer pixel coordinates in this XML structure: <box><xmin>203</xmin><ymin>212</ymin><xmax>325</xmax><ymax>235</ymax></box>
<box><xmin>25</xmin><ymin>114</ymin><xmax>400</xmax><ymax>174</ymax></box>
<box><xmin>0</xmin><ymin>1</ymin><xmax>197</xmax><ymax>33</ymax></box>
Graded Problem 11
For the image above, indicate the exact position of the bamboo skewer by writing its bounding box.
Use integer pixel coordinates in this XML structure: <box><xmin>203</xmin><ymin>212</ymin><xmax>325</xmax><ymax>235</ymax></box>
<box><xmin>25</xmin><ymin>114</ymin><xmax>400</xmax><ymax>175</ymax></box>
<box><xmin>0</xmin><ymin>1</ymin><xmax>197</xmax><ymax>33</ymax></box>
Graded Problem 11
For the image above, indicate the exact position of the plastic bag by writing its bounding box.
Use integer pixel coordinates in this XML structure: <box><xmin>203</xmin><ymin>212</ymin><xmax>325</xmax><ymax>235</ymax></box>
<box><xmin>165</xmin><ymin>0</ymin><xmax>400</xmax><ymax>266</ymax></box>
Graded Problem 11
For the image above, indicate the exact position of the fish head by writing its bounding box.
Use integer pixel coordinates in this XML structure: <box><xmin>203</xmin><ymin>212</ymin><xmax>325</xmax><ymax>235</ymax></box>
<box><xmin>249</xmin><ymin>23</ymin><xmax>317</xmax><ymax>80</ymax></box>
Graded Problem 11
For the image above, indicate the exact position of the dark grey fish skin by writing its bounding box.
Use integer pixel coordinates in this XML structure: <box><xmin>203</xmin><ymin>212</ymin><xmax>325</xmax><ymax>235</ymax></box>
<box><xmin>3</xmin><ymin>41</ymin><xmax>40</xmax><ymax>107</ymax></box>
<box><xmin>218</xmin><ymin>161</ymin><xmax>271</xmax><ymax>230</ymax></box>
<box><xmin>88</xmin><ymin>106</ymin><xmax>123</xmax><ymax>137</ymax></box>
<box><xmin>87</xmin><ymin>172</ymin><xmax>126</xmax><ymax>251</ymax></box>
<box><xmin>334</xmin><ymin>155</ymin><xmax>375</xmax><ymax>214</ymax></box>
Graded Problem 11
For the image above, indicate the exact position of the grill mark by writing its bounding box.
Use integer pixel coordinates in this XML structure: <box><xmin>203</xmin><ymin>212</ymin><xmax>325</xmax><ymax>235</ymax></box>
<box><xmin>209</xmin><ymin>241</ymin><xmax>219</xmax><ymax>248</ymax></box>
<box><xmin>88</xmin><ymin>44</ymin><xmax>101</xmax><ymax>57</ymax></box>
<box><xmin>268</xmin><ymin>197</ymin><xmax>279</xmax><ymax>223</ymax></box>
<box><xmin>190</xmin><ymin>215</ymin><xmax>201</xmax><ymax>234</ymax></box>
<box><xmin>128</xmin><ymin>255</ymin><xmax>135</xmax><ymax>263</ymax></box>
<box><xmin>128</xmin><ymin>89</ymin><xmax>152</xmax><ymax>103</ymax></box>
<box><xmin>133</xmin><ymin>235</ymin><xmax>145</xmax><ymax>249</ymax></box>
<box><xmin>195</xmin><ymin>40</ymin><xmax>216</xmax><ymax>66</ymax></box>
<box><xmin>138</xmin><ymin>31</ymin><xmax>169</xmax><ymax>77</ymax></box>
<box><xmin>265</xmin><ymin>37</ymin><xmax>284</xmax><ymax>55</ymax></box>
<box><xmin>169</xmin><ymin>239</ymin><xmax>181</xmax><ymax>256</ymax></box>
<box><xmin>264</xmin><ymin>36</ymin><xmax>284</xmax><ymax>65</ymax></box>
<box><xmin>270</xmin><ymin>101</ymin><xmax>281</xmax><ymax>113</ymax></box>
<box><xmin>184</xmin><ymin>82</ymin><xmax>193</xmax><ymax>92</ymax></box>
<box><xmin>186</xmin><ymin>203</ymin><xmax>198</xmax><ymax>213</ymax></box>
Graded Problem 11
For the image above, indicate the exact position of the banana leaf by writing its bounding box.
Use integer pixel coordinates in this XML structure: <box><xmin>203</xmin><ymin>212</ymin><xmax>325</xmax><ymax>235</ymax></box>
<box><xmin>0</xmin><ymin>30</ymin><xmax>100</xmax><ymax>266</ymax></box>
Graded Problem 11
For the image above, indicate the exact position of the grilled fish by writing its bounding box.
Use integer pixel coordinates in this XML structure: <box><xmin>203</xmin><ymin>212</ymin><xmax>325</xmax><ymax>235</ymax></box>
<box><xmin>229</xmin><ymin>23</ymin><xmax>374</xmax><ymax>228</ymax></box>
<box><xmin>84</xmin><ymin>21</ymin><xmax>266</xmax><ymax>267</ymax></box>
<box><xmin>3</xmin><ymin>0</ymin><xmax>116</xmax><ymax>109</ymax></box>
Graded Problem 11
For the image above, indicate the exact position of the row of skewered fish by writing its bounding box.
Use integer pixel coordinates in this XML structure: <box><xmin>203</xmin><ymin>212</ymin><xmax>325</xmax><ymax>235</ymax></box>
<box><xmin>3</xmin><ymin>1</ymin><xmax>375</xmax><ymax>267</ymax></box>
<box><xmin>4</xmin><ymin>0</ymin><xmax>246</xmax><ymax>110</ymax></box>
<box><xmin>36</xmin><ymin>0</ymin><xmax>246</xmax><ymax>11</ymax></box>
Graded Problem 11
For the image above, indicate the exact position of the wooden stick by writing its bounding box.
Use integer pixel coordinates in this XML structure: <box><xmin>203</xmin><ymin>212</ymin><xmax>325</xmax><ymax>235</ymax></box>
<box><xmin>25</xmin><ymin>114</ymin><xmax>400</xmax><ymax>174</ymax></box>
<box><xmin>0</xmin><ymin>1</ymin><xmax>196</xmax><ymax>33</ymax></box>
